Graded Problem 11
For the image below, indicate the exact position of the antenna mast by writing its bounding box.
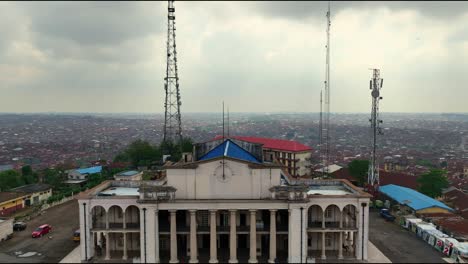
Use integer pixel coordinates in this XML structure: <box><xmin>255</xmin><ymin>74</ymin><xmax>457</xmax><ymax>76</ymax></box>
<box><xmin>163</xmin><ymin>0</ymin><xmax>182</xmax><ymax>143</ymax></box>
<box><xmin>319</xmin><ymin>91</ymin><xmax>323</xmax><ymax>172</ymax></box>
<box><xmin>368</xmin><ymin>69</ymin><xmax>384</xmax><ymax>191</ymax></box>
<box><xmin>227</xmin><ymin>106</ymin><xmax>230</xmax><ymax>138</ymax></box>
<box><xmin>321</xmin><ymin>2</ymin><xmax>331</xmax><ymax>176</ymax></box>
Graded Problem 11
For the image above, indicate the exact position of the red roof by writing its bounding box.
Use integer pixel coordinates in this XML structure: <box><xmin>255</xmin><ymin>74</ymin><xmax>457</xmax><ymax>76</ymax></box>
<box><xmin>379</xmin><ymin>170</ymin><xmax>419</xmax><ymax>190</ymax></box>
<box><xmin>213</xmin><ymin>136</ymin><xmax>312</xmax><ymax>152</ymax></box>
<box><xmin>331</xmin><ymin>168</ymin><xmax>419</xmax><ymax>190</ymax></box>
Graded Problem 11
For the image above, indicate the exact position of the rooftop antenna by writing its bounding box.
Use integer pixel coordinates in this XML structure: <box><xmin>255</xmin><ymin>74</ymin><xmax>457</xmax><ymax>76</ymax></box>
<box><xmin>163</xmin><ymin>0</ymin><xmax>183</xmax><ymax>144</ymax></box>
<box><xmin>321</xmin><ymin>1</ymin><xmax>331</xmax><ymax>177</ymax></box>
<box><xmin>367</xmin><ymin>68</ymin><xmax>384</xmax><ymax>195</ymax></box>
<box><xmin>222</xmin><ymin>101</ymin><xmax>225</xmax><ymax>140</ymax></box>
<box><xmin>227</xmin><ymin>106</ymin><xmax>230</xmax><ymax>138</ymax></box>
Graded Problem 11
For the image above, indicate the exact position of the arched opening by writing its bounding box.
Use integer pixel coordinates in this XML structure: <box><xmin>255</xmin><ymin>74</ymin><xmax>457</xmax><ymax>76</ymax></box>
<box><xmin>342</xmin><ymin>205</ymin><xmax>357</xmax><ymax>229</ymax></box>
<box><xmin>91</xmin><ymin>205</ymin><xmax>106</xmax><ymax>229</ymax></box>
<box><xmin>125</xmin><ymin>205</ymin><xmax>140</xmax><ymax>229</ymax></box>
<box><xmin>307</xmin><ymin>205</ymin><xmax>323</xmax><ymax>228</ymax></box>
<box><xmin>307</xmin><ymin>205</ymin><xmax>323</xmax><ymax>259</ymax></box>
<box><xmin>108</xmin><ymin>205</ymin><xmax>124</xmax><ymax>229</ymax></box>
<box><xmin>324</xmin><ymin>205</ymin><xmax>341</xmax><ymax>228</ymax></box>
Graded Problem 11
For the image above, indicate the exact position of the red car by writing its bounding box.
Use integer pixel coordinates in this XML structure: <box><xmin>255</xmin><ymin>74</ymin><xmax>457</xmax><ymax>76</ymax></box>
<box><xmin>32</xmin><ymin>224</ymin><xmax>52</xmax><ymax>238</ymax></box>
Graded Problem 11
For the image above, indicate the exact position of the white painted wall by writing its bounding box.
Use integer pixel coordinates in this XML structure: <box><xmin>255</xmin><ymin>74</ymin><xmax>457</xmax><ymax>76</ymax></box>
<box><xmin>0</xmin><ymin>218</ymin><xmax>13</xmax><ymax>241</ymax></box>
<box><xmin>167</xmin><ymin>159</ymin><xmax>281</xmax><ymax>199</ymax></box>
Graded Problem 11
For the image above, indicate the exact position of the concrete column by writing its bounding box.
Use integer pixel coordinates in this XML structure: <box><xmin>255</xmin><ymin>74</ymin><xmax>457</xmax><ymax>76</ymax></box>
<box><xmin>362</xmin><ymin>202</ymin><xmax>369</xmax><ymax>260</ymax></box>
<box><xmin>106</xmin><ymin>211</ymin><xmax>109</xmax><ymax>229</ymax></box>
<box><xmin>321</xmin><ymin>232</ymin><xmax>326</xmax><ymax>260</ymax></box>
<box><xmin>170</xmin><ymin>210</ymin><xmax>178</xmax><ymax>263</ymax></box>
<box><xmin>123</xmin><ymin>233</ymin><xmax>128</xmax><ymax>260</ymax></box>
<box><xmin>249</xmin><ymin>210</ymin><xmax>257</xmax><ymax>263</ymax></box>
<box><xmin>155</xmin><ymin>210</ymin><xmax>160</xmax><ymax>263</ymax></box>
<box><xmin>229</xmin><ymin>210</ymin><xmax>238</xmax><ymax>263</ymax></box>
<box><xmin>322</xmin><ymin>210</ymin><xmax>325</xmax><ymax>228</ymax></box>
<box><xmin>288</xmin><ymin>208</ymin><xmax>302</xmax><ymax>263</ymax></box>
<box><xmin>339</xmin><ymin>209</ymin><xmax>343</xmax><ymax>229</ymax></box>
<box><xmin>123</xmin><ymin>209</ymin><xmax>126</xmax><ymax>229</ymax></box>
<box><xmin>356</xmin><ymin>205</ymin><xmax>363</xmax><ymax>260</ymax></box>
<box><xmin>338</xmin><ymin>232</ymin><xmax>343</xmax><ymax>259</ymax></box>
<box><xmin>209</xmin><ymin>210</ymin><xmax>218</xmax><ymax>263</ymax></box>
<box><xmin>190</xmin><ymin>210</ymin><xmax>198</xmax><ymax>263</ymax></box>
<box><xmin>268</xmin><ymin>210</ymin><xmax>277</xmax><ymax>263</ymax></box>
<box><xmin>105</xmin><ymin>232</ymin><xmax>110</xmax><ymax>260</ymax></box>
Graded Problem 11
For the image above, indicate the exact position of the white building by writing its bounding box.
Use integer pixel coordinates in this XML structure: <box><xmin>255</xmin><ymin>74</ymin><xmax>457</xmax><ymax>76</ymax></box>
<box><xmin>77</xmin><ymin>139</ymin><xmax>370</xmax><ymax>263</ymax></box>
<box><xmin>65</xmin><ymin>166</ymin><xmax>103</xmax><ymax>184</ymax></box>
<box><xmin>114</xmin><ymin>170</ymin><xmax>143</xmax><ymax>181</ymax></box>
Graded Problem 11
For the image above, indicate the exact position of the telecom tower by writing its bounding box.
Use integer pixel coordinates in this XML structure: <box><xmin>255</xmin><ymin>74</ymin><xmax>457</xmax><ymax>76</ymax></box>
<box><xmin>367</xmin><ymin>69</ymin><xmax>384</xmax><ymax>193</ymax></box>
<box><xmin>320</xmin><ymin>2</ymin><xmax>331</xmax><ymax>176</ymax></box>
<box><xmin>163</xmin><ymin>0</ymin><xmax>182</xmax><ymax>143</ymax></box>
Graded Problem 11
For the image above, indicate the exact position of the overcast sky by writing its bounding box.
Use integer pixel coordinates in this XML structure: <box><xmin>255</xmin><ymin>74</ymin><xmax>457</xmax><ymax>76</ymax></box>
<box><xmin>1</xmin><ymin>1</ymin><xmax>468</xmax><ymax>114</ymax></box>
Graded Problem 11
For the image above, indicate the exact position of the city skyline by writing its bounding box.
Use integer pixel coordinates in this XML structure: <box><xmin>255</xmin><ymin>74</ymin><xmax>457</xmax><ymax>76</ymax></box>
<box><xmin>0</xmin><ymin>1</ymin><xmax>467</xmax><ymax>113</ymax></box>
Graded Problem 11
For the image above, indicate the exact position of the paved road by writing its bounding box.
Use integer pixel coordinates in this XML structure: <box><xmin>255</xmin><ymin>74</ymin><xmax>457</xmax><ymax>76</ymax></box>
<box><xmin>0</xmin><ymin>199</ymin><xmax>79</xmax><ymax>263</ymax></box>
<box><xmin>369</xmin><ymin>209</ymin><xmax>446</xmax><ymax>263</ymax></box>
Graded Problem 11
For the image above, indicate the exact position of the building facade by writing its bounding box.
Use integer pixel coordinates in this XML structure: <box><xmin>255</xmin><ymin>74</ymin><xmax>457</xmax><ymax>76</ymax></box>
<box><xmin>11</xmin><ymin>183</ymin><xmax>52</xmax><ymax>206</ymax></box>
<box><xmin>0</xmin><ymin>192</ymin><xmax>26</xmax><ymax>216</ymax></box>
<box><xmin>78</xmin><ymin>139</ymin><xmax>370</xmax><ymax>263</ymax></box>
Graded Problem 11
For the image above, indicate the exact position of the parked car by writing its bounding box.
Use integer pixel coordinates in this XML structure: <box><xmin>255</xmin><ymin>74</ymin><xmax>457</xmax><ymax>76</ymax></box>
<box><xmin>13</xmin><ymin>222</ymin><xmax>27</xmax><ymax>231</ymax></box>
<box><xmin>380</xmin><ymin>208</ymin><xmax>395</xmax><ymax>222</ymax></box>
<box><xmin>32</xmin><ymin>224</ymin><xmax>52</xmax><ymax>238</ymax></box>
<box><xmin>73</xmin><ymin>229</ymin><xmax>80</xmax><ymax>242</ymax></box>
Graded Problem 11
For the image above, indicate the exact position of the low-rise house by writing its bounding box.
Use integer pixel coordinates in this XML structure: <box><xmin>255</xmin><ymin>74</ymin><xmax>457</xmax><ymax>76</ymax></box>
<box><xmin>114</xmin><ymin>170</ymin><xmax>142</xmax><ymax>181</ymax></box>
<box><xmin>0</xmin><ymin>192</ymin><xmax>26</xmax><ymax>216</ymax></box>
<box><xmin>442</xmin><ymin>187</ymin><xmax>468</xmax><ymax>219</ymax></box>
<box><xmin>11</xmin><ymin>183</ymin><xmax>52</xmax><ymax>206</ymax></box>
<box><xmin>65</xmin><ymin>165</ymin><xmax>102</xmax><ymax>184</ymax></box>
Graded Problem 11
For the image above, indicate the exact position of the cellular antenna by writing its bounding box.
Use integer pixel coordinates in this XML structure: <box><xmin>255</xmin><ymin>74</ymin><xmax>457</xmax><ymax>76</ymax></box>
<box><xmin>163</xmin><ymin>0</ymin><xmax>183</xmax><ymax>143</ymax></box>
<box><xmin>320</xmin><ymin>1</ymin><xmax>332</xmax><ymax>176</ymax></box>
<box><xmin>367</xmin><ymin>69</ymin><xmax>384</xmax><ymax>195</ymax></box>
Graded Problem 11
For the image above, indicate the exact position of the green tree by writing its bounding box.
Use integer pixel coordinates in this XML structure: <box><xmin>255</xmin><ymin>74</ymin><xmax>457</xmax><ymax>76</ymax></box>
<box><xmin>43</xmin><ymin>168</ymin><xmax>64</xmax><ymax>189</ymax></box>
<box><xmin>417</xmin><ymin>169</ymin><xmax>449</xmax><ymax>198</ymax></box>
<box><xmin>21</xmin><ymin>165</ymin><xmax>38</xmax><ymax>184</ymax></box>
<box><xmin>161</xmin><ymin>137</ymin><xmax>194</xmax><ymax>162</ymax></box>
<box><xmin>123</xmin><ymin>140</ymin><xmax>161</xmax><ymax>167</ymax></box>
<box><xmin>348</xmin><ymin>160</ymin><xmax>369</xmax><ymax>186</ymax></box>
<box><xmin>21</xmin><ymin>165</ymin><xmax>32</xmax><ymax>176</ymax></box>
<box><xmin>179</xmin><ymin>137</ymin><xmax>194</xmax><ymax>153</ymax></box>
<box><xmin>0</xmin><ymin>170</ymin><xmax>24</xmax><ymax>191</ymax></box>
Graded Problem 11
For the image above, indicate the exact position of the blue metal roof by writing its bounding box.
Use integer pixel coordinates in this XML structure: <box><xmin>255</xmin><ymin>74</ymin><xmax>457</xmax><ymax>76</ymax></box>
<box><xmin>380</xmin><ymin>184</ymin><xmax>453</xmax><ymax>212</ymax></box>
<box><xmin>76</xmin><ymin>166</ymin><xmax>102</xmax><ymax>175</ymax></box>
<box><xmin>199</xmin><ymin>139</ymin><xmax>260</xmax><ymax>163</ymax></box>
<box><xmin>118</xmin><ymin>170</ymin><xmax>139</xmax><ymax>176</ymax></box>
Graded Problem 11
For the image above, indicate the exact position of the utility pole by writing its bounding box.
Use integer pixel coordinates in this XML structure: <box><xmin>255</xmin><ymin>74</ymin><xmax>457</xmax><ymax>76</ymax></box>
<box><xmin>367</xmin><ymin>69</ymin><xmax>384</xmax><ymax>194</ymax></box>
<box><xmin>163</xmin><ymin>0</ymin><xmax>183</xmax><ymax>144</ymax></box>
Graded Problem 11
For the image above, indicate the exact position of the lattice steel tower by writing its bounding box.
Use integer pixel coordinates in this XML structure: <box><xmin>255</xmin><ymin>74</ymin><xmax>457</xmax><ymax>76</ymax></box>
<box><xmin>368</xmin><ymin>69</ymin><xmax>384</xmax><ymax>188</ymax></box>
<box><xmin>320</xmin><ymin>2</ymin><xmax>331</xmax><ymax>176</ymax></box>
<box><xmin>163</xmin><ymin>0</ymin><xmax>182</xmax><ymax>143</ymax></box>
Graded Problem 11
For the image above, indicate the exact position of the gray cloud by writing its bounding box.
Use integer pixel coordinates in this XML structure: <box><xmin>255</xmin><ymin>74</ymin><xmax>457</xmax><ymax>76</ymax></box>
<box><xmin>0</xmin><ymin>1</ymin><xmax>467</xmax><ymax>113</ymax></box>
<box><xmin>254</xmin><ymin>1</ymin><xmax>468</xmax><ymax>20</ymax></box>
